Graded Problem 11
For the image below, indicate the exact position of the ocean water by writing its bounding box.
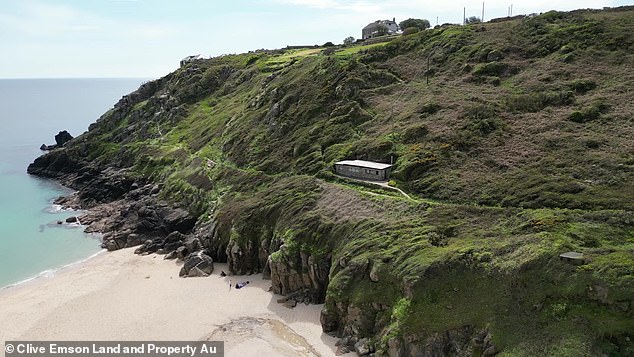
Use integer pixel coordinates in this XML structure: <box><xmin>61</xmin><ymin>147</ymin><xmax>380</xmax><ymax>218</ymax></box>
<box><xmin>0</xmin><ymin>78</ymin><xmax>144</xmax><ymax>288</ymax></box>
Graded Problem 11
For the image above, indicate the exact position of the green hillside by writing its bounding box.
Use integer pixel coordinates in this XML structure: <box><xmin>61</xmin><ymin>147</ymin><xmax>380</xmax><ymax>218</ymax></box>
<box><xmin>30</xmin><ymin>7</ymin><xmax>633</xmax><ymax>356</ymax></box>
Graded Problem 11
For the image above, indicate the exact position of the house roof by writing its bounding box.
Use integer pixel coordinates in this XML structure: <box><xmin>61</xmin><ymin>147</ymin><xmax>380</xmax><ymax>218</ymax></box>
<box><xmin>335</xmin><ymin>160</ymin><xmax>393</xmax><ymax>170</ymax></box>
<box><xmin>182</xmin><ymin>55</ymin><xmax>201</xmax><ymax>61</ymax></box>
<box><xmin>363</xmin><ymin>19</ymin><xmax>398</xmax><ymax>30</ymax></box>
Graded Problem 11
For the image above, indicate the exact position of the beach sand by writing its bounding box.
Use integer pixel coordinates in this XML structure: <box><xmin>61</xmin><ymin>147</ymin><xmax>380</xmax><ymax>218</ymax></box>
<box><xmin>0</xmin><ymin>248</ymin><xmax>352</xmax><ymax>357</ymax></box>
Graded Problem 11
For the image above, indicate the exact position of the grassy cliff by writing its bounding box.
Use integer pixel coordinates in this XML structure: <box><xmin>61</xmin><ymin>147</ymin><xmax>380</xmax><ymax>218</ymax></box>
<box><xmin>33</xmin><ymin>7</ymin><xmax>633</xmax><ymax>356</ymax></box>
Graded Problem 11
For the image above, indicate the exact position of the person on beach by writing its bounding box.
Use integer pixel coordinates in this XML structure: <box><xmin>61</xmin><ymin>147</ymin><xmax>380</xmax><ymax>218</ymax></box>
<box><xmin>220</xmin><ymin>271</ymin><xmax>227</xmax><ymax>277</ymax></box>
<box><xmin>229</xmin><ymin>279</ymin><xmax>232</xmax><ymax>291</ymax></box>
<box><xmin>235</xmin><ymin>281</ymin><xmax>250</xmax><ymax>289</ymax></box>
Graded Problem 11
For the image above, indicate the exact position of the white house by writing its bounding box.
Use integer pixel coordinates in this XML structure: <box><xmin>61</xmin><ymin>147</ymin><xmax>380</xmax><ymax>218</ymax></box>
<box><xmin>362</xmin><ymin>18</ymin><xmax>399</xmax><ymax>39</ymax></box>
<box><xmin>180</xmin><ymin>55</ymin><xmax>201</xmax><ymax>67</ymax></box>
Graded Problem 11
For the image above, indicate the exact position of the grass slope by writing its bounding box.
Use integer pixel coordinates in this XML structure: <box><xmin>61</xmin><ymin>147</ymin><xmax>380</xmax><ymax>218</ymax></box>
<box><xmin>68</xmin><ymin>6</ymin><xmax>633</xmax><ymax>355</ymax></box>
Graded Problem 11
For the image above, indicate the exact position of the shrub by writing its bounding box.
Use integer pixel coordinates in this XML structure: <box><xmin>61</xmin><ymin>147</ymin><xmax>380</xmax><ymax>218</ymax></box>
<box><xmin>419</xmin><ymin>102</ymin><xmax>441</xmax><ymax>116</ymax></box>
<box><xmin>403</xmin><ymin>125</ymin><xmax>429</xmax><ymax>143</ymax></box>
<box><xmin>569</xmin><ymin>101</ymin><xmax>609</xmax><ymax>123</ymax></box>
<box><xmin>464</xmin><ymin>103</ymin><xmax>497</xmax><ymax>120</ymax></box>
<box><xmin>472</xmin><ymin>62</ymin><xmax>508</xmax><ymax>76</ymax></box>
<box><xmin>568</xmin><ymin>79</ymin><xmax>597</xmax><ymax>94</ymax></box>
<box><xmin>505</xmin><ymin>91</ymin><xmax>574</xmax><ymax>113</ymax></box>
<box><xmin>465</xmin><ymin>16</ymin><xmax>481</xmax><ymax>24</ymax></box>
<box><xmin>427</xmin><ymin>231</ymin><xmax>448</xmax><ymax>247</ymax></box>
<box><xmin>402</xmin><ymin>27</ymin><xmax>420</xmax><ymax>36</ymax></box>
<box><xmin>399</xmin><ymin>18</ymin><xmax>431</xmax><ymax>31</ymax></box>
<box><xmin>468</xmin><ymin>118</ymin><xmax>504</xmax><ymax>134</ymax></box>
<box><xmin>245</xmin><ymin>55</ymin><xmax>259</xmax><ymax>66</ymax></box>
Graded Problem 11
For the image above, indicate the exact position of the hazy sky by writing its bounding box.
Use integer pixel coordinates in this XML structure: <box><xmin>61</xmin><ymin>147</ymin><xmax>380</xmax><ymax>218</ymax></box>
<box><xmin>0</xmin><ymin>0</ymin><xmax>631</xmax><ymax>78</ymax></box>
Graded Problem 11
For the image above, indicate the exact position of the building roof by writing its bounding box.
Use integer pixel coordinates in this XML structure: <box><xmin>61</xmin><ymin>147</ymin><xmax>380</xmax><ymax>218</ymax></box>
<box><xmin>559</xmin><ymin>251</ymin><xmax>584</xmax><ymax>260</ymax></box>
<box><xmin>335</xmin><ymin>160</ymin><xmax>393</xmax><ymax>170</ymax></box>
<box><xmin>363</xmin><ymin>22</ymin><xmax>388</xmax><ymax>30</ymax></box>
<box><xmin>182</xmin><ymin>54</ymin><xmax>201</xmax><ymax>61</ymax></box>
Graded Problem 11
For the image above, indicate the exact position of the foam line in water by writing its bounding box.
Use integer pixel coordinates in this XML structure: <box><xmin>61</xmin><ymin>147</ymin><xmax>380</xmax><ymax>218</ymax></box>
<box><xmin>0</xmin><ymin>249</ymin><xmax>107</xmax><ymax>291</ymax></box>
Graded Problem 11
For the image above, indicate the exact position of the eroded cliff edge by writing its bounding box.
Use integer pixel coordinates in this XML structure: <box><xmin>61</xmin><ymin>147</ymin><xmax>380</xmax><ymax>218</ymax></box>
<box><xmin>28</xmin><ymin>7</ymin><xmax>634</xmax><ymax>356</ymax></box>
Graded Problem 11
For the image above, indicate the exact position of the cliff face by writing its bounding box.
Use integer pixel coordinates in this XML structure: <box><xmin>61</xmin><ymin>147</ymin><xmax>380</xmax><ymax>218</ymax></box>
<box><xmin>28</xmin><ymin>7</ymin><xmax>634</xmax><ymax>356</ymax></box>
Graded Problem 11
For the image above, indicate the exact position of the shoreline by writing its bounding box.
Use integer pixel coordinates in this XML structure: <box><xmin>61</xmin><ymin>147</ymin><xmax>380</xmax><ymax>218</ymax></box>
<box><xmin>0</xmin><ymin>198</ymin><xmax>103</xmax><ymax>291</ymax></box>
<box><xmin>0</xmin><ymin>248</ymin><xmax>352</xmax><ymax>357</ymax></box>
<box><xmin>0</xmin><ymin>248</ymin><xmax>106</xmax><ymax>292</ymax></box>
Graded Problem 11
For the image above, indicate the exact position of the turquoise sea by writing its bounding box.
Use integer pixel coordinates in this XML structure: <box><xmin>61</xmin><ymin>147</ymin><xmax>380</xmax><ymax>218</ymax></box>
<box><xmin>0</xmin><ymin>78</ymin><xmax>144</xmax><ymax>288</ymax></box>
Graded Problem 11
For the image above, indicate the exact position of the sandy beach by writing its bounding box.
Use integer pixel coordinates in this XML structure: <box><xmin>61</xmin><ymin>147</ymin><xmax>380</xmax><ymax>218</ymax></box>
<box><xmin>0</xmin><ymin>248</ymin><xmax>350</xmax><ymax>357</ymax></box>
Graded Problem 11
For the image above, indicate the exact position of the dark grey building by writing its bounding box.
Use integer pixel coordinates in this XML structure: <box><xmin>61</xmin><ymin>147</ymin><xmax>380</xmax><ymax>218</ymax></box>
<box><xmin>334</xmin><ymin>160</ymin><xmax>393</xmax><ymax>181</ymax></box>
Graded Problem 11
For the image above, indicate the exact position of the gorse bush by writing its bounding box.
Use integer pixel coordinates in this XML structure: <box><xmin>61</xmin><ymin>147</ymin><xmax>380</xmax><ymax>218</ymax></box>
<box><xmin>506</xmin><ymin>91</ymin><xmax>575</xmax><ymax>112</ymax></box>
<box><xmin>569</xmin><ymin>101</ymin><xmax>610</xmax><ymax>123</ymax></box>
<box><xmin>472</xmin><ymin>61</ymin><xmax>508</xmax><ymax>76</ymax></box>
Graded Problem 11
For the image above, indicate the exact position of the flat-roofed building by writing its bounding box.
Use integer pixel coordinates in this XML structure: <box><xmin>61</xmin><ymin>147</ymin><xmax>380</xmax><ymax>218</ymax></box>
<box><xmin>334</xmin><ymin>160</ymin><xmax>393</xmax><ymax>181</ymax></box>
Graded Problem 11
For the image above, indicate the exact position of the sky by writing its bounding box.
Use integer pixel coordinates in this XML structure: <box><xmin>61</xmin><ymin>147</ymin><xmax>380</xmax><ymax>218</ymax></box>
<box><xmin>0</xmin><ymin>0</ymin><xmax>631</xmax><ymax>79</ymax></box>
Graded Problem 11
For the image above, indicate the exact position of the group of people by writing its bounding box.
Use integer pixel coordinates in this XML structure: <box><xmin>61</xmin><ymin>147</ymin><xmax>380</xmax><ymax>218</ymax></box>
<box><xmin>220</xmin><ymin>271</ymin><xmax>249</xmax><ymax>291</ymax></box>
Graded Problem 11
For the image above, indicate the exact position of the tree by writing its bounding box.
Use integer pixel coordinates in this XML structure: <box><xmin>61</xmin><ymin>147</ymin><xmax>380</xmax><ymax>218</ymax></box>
<box><xmin>323</xmin><ymin>41</ymin><xmax>335</xmax><ymax>47</ymax></box>
<box><xmin>465</xmin><ymin>16</ymin><xmax>481</xmax><ymax>24</ymax></box>
<box><xmin>343</xmin><ymin>36</ymin><xmax>355</xmax><ymax>46</ymax></box>
<box><xmin>402</xmin><ymin>27</ymin><xmax>420</xmax><ymax>36</ymax></box>
<box><xmin>398</xmin><ymin>18</ymin><xmax>431</xmax><ymax>31</ymax></box>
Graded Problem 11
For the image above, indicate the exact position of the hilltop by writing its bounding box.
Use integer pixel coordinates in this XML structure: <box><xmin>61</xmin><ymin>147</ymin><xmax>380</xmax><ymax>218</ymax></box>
<box><xmin>28</xmin><ymin>6</ymin><xmax>633</xmax><ymax>356</ymax></box>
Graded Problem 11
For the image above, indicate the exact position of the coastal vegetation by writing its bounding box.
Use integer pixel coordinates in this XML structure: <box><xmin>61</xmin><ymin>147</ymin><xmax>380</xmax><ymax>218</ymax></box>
<box><xmin>28</xmin><ymin>6</ymin><xmax>634</xmax><ymax>356</ymax></box>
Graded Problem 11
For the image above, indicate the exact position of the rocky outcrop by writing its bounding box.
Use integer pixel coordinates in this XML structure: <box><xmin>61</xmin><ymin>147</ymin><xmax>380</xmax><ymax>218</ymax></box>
<box><xmin>385</xmin><ymin>327</ymin><xmax>498</xmax><ymax>357</ymax></box>
<box><xmin>93</xmin><ymin>198</ymin><xmax>196</xmax><ymax>251</ymax></box>
<box><xmin>190</xmin><ymin>220</ymin><xmax>228</xmax><ymax>263</ymax></box>
<box><xmin>55</xmin><ymin>130</ymin><xmax>74</xmax><ymax>146</ymax></box>
<box><xmin>268</xmin><ymin>249</ymin><xmax>331</xmax><ymax>304</ymax></box>
<box><xmin>39</xmin><ymin>130</ymin><xmax>74</xmax><ymax>151</ymax></box>
<box><xmin>27</xmin><ymin>149</ymin><xmax>83</xmax><ymax>178</ymax></box>
<box><xmin>226</xmin><ymin>238</ymin><xmax>267</xmax><ymax>276</ymax></box>
<box><xmin>180</xmin><ymin>251</ymin><xmax>214</xmax><ymax>277</ymax></box>
<box><xmin>31</xmin><ymin>159</ymin><xmax>198</xmax><ymax>252</ymax></box>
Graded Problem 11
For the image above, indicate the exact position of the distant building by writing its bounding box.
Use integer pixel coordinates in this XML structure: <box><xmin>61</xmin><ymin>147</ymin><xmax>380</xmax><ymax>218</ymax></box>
<box><xmin>334</xmin><ymin>160</ymin><xmax>393</xmax><ymax>181</ymax></box>
<box><xmin>362</xmin><ymin>18</ymin><xmax>399</xmax><ymax>39</ymax></box>
<box><xmin>180</xmin><ymin>55</ymin><xmax>201</xmax><ymax>67</ymax></box>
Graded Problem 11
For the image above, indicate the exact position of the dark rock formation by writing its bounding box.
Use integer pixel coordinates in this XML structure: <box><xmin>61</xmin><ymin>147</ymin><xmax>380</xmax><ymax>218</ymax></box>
<box><xmin>268</xmin><ymin>249</ymin><xmax>331</xmax><ymax>304</ymax></box>
<box><xmin>38</xmin><ymin>130</ymin><xmax>74</xmax><ymax>151</ymax></box>
<box><xmin>180</xmin><ymin>251</ymin><xmax>214</xmax><ymax>277</ymax></box>
<box><xmin>320</xmin><ymin>307</ymin><xmax>339</xmax><ymax>333</ymax></box>
<box><xmin>385</xmin><ymin>327</ymin><xmax>498</xmax><ymax>357</ymax></box>
<box><xmin>27</xmin><ymin>150</ymin><xmax>82</xmax><ymax>177</ymax></box>
<box><xmin>40</xmin><ymin>144</ymin><xmax>56</xmax><ymax>151</ymax></box>
<box><xmin>31</xmin><ymin>159</ymin><xmax>198</xmax><ymax>253</ymax></box>
<box><xmin>55</xmin><ymin>130</ymin><xmax>73</xmax><ymax>146</ymax></box>
<box><xmin>189</xmin><ymin>220</ymin><xmax>228</xmax><ymax>263</ymax></box>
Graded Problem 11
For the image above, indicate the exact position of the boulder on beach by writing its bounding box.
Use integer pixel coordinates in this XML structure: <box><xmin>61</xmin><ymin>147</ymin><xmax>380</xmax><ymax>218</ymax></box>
<box><xmin>179</xmin><ymin>251</ymin><xmax>214</xmax><ymax>277</ymax></box>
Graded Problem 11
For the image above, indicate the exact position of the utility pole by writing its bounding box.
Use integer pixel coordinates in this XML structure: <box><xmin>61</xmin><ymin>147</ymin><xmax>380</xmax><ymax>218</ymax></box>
<box><xmin>436</xmin><ymin>16</ymin><xmax>439</xmax><ymax>27</ymax></box>
<box><xmin>482</xmin><ymin>2</ymin><xmax>485</xmax><ymax>23</ymax></box>
<box><xmin>463</xmin><ymin>7</ymin><xmax>466</xmax><ymax>25</ymax></box>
